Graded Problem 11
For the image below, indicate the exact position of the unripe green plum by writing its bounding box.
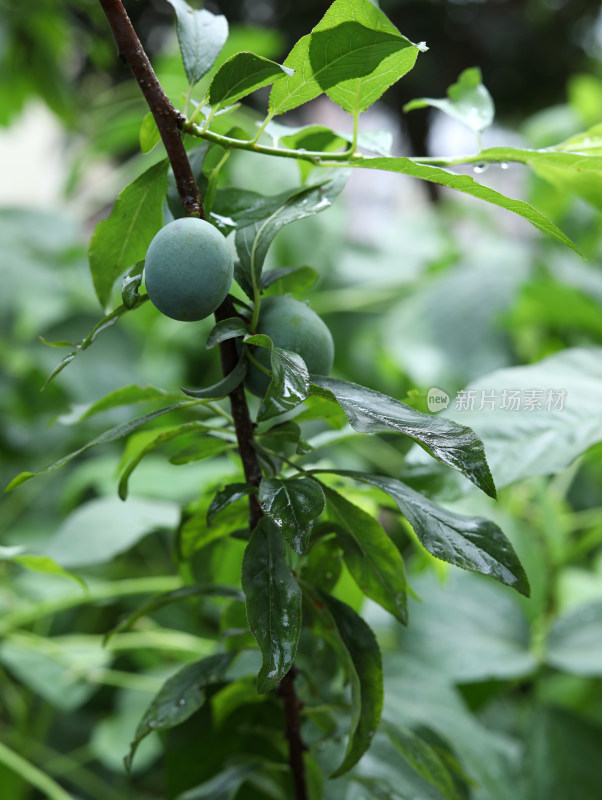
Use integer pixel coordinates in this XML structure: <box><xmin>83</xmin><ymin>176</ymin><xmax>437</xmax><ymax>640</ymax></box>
<box><xmin>144</xmin><ymin>218</ymin><xmax>233</xmax><ymax>321</ymax></box>
<box><xmin>246</xmin><ymin>295</ymin><xmax>334</xmax><ymax>397</ymax></box>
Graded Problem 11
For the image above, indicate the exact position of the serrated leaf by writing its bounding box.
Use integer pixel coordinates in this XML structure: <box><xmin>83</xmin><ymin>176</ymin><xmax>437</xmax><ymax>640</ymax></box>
<box><xmin>241</xmin><ymin>518</ymin><xmax>302</xmax><ymax>693</ymax></box>
<box><xmin>258</xmin><ymin>477</ymin><xmax>325</xmax><ymax>554</ymax></box>
<box><xmin>181</xmin><ymin>354</ymin><xmax>247</xmax><ymax>399</ymax></box>
<box><xmin>305</xmin><ymin>587</ymin><xmax>383</xmax><ymax>776</ymax></box>
<box><xmin>5</xmin><ymin>403</ymin><xmax>189</xmax><ymax>491</ymax></box>
<box><xmin>205</xmin><ymin>318</ymin><xmax>247</xmax><ymax>349</ymax></box>
<box><xmin>323</xmin><ymin>486</ymin><xmax>408</xmax><ymax>624</ymax></box>
<box><xmin>209</xmin><ymin>51</ymin><xmax>292</xmax><ymax>111</ymax></box>
<box><xmin>234</xmin><ymin>172</ymin><xmax>348</xmax><ymax>297</ymax></box>
<box><xmin>269</xmin><ymin>0</ymin><xmax>425</xmax><ymax>116</ymax></box>
<box><xmin>89</xmin><ymin>161</ymin><xmax>168</xmax><ymax>308</ymax></box>
<box><xmin>245</xmin><ymin>335</ymin><xmax>310</xmax><ymax>421</ymax></box>
<box><xmin>126</xmin><ymin>652</ymin><xmax>235</xmax><ymax>770</ymax></box>
<box><xmin>327</xmin><ymin>470</ymin><xmax>529</xmax><ymax>596</ymax></box>
<box><xmin>311</xmin><ymin>377</ymin><xmax>496</xmax><ymax>499</ymax></box>
<box><xmin>405</xmin><ymin>67</ymin><xmax>494</xmax><ymax>133</ymax></box>
<box><xmin>165</xmin><ymin>0</ymin><xmax>228</xmax><ymax>86</ymax></box>
<box><xmin>207</xmin><ymin>483</ymin><xmax>251</xmax><ymax>524</ymax></box>
<box><xmin>348</xmin><ymin>156</ymin><xmax>581</xmax><ymax>255</ymax></box>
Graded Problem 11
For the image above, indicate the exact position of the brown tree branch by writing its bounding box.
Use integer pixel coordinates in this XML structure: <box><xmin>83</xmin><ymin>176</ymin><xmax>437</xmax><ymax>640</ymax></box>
<box><xmin>98</xmin><ymin>0</ymin><xmax>203</xmax><ymax>218</ymax></box>
<box><xmin>98</xmin><ymin>3</ymin><xmax>307</xmax><ymax>796</ymax></box>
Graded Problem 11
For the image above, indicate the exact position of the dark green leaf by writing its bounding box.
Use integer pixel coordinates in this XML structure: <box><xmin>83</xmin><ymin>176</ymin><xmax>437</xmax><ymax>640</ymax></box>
<box><xmin>241</xmin><ymin>518</ymin><xmax>302</xmax><ymax>693</ymax></box>
<box><xmin>245</xmin><ymin>335</ymin><xmax>310</xmax><ymax>421</ymax></box>
<box><xmin>89</xmin><ymin>161</ymin><xmax>168</xmax><ymax>308</ymax></box>
<box><xmin>60</xmin><ymin>384</ymin><xmax>185</xmax><ymax>425</ymax></box>
<box><xmin>207</xmin><ymin>483</ymin><xmax>252</xmax><ymax>524</ymax></box>
<box><xmin>305</xmin><ymin>586</ymin><xmax>383</xmax><ymax>776</ymax></box>
<box><xmin>206</xmin><ymin>318</ymin><xmax>247</xmax><ymax>349</ymax></box>
<box><xmin>258</xmin><ymin>477</ymin><xmax>325</xmax><ymax>554</ymax></box>
<box><xmin>105</xmin><ymin>584</ymin><xmax>243</xmax><ymax>641</ymax></box>
<box><xmin>348</xmin><ymin>156</ymin><xmax>580</xmax><ymax>255</ymax></box>
<box><xmin>323</xmin><ymin>486</ymin><xmax>408</xmax><ymax>624</ymax></box>
<box><xmin>327</xmin><ymin>470</ymin><xmax>529</xmax><ymax>596</ymax></box>
<box><xmin>209</xmin><ymin>51</ymin><xmax>292</xmax><ymax>111</ymax></box>
<box><xmin>165</xmin><ymin>0</ymin><xmax>228</xmax><ymax>86</ymax></box>
<box><xmin>300</xmin><ymin>536</ymin><xmax>342</xmax><ymax>592</ymax></box>
<box><xmin>181</xmin><ymin>354</ymin><xmax>247</xmax><ymax>399</ymax></box>
<box><xmin>125</xmin><ymin>652</ymin><xmax>235</xmax><ymax>770</ymax></box>
<box><xmin>176</xmin><ymin>763</ymin><xmax>260</xmax><ymax>800</ymax></box>
<box><xmin>405</xmin><ymin>67</ymin><xmax>494</xmax><ymax>133</ymax></box>
<box><xmin>234</xmin><ymin>172</ymin><xmax>348</xmax><ymax>295</ymax></box>
<box><xmin>6</xmin><ymin>403</ymin><xmax>192</xmax><ymax>492</ymax></box>
<box><xmin>311</xmin><ymin>377</ymin><xmax>496</xmax><ymax>499</ymax></box>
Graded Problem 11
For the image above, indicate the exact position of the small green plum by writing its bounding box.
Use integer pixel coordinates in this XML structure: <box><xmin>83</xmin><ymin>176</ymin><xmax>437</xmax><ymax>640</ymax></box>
<box><xmin>144</xmin><ymin>218</ymin><xmax>233</xmax><ymax>321</ymax></box>
<box><xmin>246</xmin><ymin>295</ymin><xmax>335</xmax><ymax>397</ymax></box>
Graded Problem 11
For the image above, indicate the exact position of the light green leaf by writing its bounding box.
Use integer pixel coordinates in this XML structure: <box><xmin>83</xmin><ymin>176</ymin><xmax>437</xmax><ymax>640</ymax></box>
<box><xmin>241</xmin><ymin>518</ymin><xmax>302</xmax><ymax>693</ymax></box>
<box><xmin>258</xmin><ymin>477</ymin><xmax>325</xmax><ymax>554</ymax></box>
<box><xmin>126</xmin><ymin>652</ymin><xmax>235</xmax><ymax>770</ymax></box>
<box><xmin>0</xmin><ymin>548</ymin><xmax>86</xmax><ymax>589</ymax></box>
<box><xmin>311</xmin><ymin>377</ymin><xmax>496</xmax><ymax>499</ymax></box>
<box><xmin>348</xmin><ymin>156</ymin><xmax>581</xmax><ymax>254</ymax></box>
<box><xmin>176</xmin><ymin>763</ymin><xmax>260</xmax><ymax>800</ymax></box>
<box><xmin>405</xmin><ymin>67</ymin><xmax>494</xmax><ymax>133</ymax></box>
<box><xmin>165</xmin><ymin>0</ymin><xmax>228</xmax><ymax>86</ymax></box>
<box><xmin>269</xmin><ymin>0</ymin><xmax>426</xmax><ymax>115</ymax></box>
<box><xmin>209</xmin><ymin>51</ymin><xmax>292</xmax><ymax>111</ymax></box>
<box><xmin>139</xmin><ymin>111</ymin><xmax>160</xmax><ymax>153</ymax></box>
<box><xmin>546</xmin><ymin>601</ymin><xmax>602</xmax><ymax>676</ymax></box>
<box><xmin>59</xmin><ymin>385</ymin><xmax>184</xmax><ymax>425</ymax></box>
<box><xmin>89</xmin><ymin>161</ymin><xmax>168</xmax><ymax>308</ymax></box>
<box><xmin>45</xmin><ymin>496</ymin><xmax>179</xmax><ymax>568</ymax></box>
<box><xmin>323</xmin><ymin>485</ymin><xmax>408</xmax><ymax>624</ymax></box>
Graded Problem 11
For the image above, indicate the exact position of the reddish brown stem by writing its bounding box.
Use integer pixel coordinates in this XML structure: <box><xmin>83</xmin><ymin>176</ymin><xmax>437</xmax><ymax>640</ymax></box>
<box><xmin>98</xmin><ymin>3</ymin><xmax>307</xmax><ymax>796</ymax></box>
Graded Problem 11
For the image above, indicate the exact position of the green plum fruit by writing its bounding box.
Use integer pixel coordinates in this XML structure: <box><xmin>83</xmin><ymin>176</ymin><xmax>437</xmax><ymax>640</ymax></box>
<box><xmin>246</xmin><ymin>295</ymin><xmax>334</xmax><ymax>397</ymax></box>
<box><xmin>144</xmin><ymin>218</ymin><xmax>233</xmax><ymax>321</ymax></box>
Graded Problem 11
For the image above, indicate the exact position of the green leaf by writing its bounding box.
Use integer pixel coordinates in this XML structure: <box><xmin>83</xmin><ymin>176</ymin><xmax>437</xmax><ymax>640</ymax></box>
<box><xmin>382</xmin><ymin>721</ymin><xmax>461</xmax><ymax>800</ymax></box>
<box><xmin>305</xmin><ymin>586</ymin><xmax>383</xmax><ymax>777</ymax></box>
<box><xmin>89</xmin><ymin>161</ymin><xmax>168</xmax><ymax>308</ymax></box>
<box><xmin>300</xmin><ymin>535</ymin><xmax>342</xmax><ymax>592</ymax></box>
<box><xmin>260</xmin><ymin>265</ymin><xmax>318</xmax><ymax>294</ymax></box>
<box><xmin>234</xmin><ymin>172</ymin><xmax>348</xmax><ymax>297</ymax></box>
<box><xmin>323</xmin><ymin>486</ymin><xmax>408</xmax><ymax>624</ymax></box>
<box><xmin>105</xmin><ymin>584</ymin><xmax>242</xmax><ymax>641</ymax></box>
<box><xmin>165</xmin><ymin>0</ymin><xmax>228</xmax><ymax>86</ymax></box>
<box><xmin>207</xmin><ymin>483</ymin><xmax>252</xmax><ymax>524</ymax></box>
<box><xmin>265</xmin><ymin>119</ymin><xmax>394</xmax><ymax>157</ymax></box>
<box><xmin>59</xmin><ymin>384</ymin><xmax>184</xmax><ymax>425</ymax></box>
<box><xmin>327</xmin><ymin>470</ymin><xmax>529</xmax><ymax>596</ymax></box>
<box><xmin>258</xmin><ymin>477</ymin><xmax>325</xmax><ymax>554</ymax></box>
<box><xmin>241</xmin><ymin>518</ymin><xmax>302</xmax><ymax>693</ymax></box>
<box><xmin>269</xmin><ymin>0</ymin><xmax>426</xmax><ymax>115</ymax></box>
<box><xmin>175</xmin><ymin>763</ymin><xmax>260</xmax><ymax>800</ymax></box>
<box><xmin>5</xmin><ymin>403</ymin><xmax>190</xmax><ymax>491</ymax></box>
<box><xmin>118</xmin><ymin>422</ymin><xmax>227</xmax><ymax>501</ymax></box>
<box><xmin>126</xmin><ymin>652</ymin><xmax>235</xmax><ymax>770</ymax></box>
<box><xmin>0</xmin><ymin>548</ymin><xmax>86</xmax><ymax>590</ymax></box>
<box><xmin>45</xmin><ymin>496</ymin><xmax>179</xmax><ymax>568</ymax></box>
<box><xmin>348</xmin><ymin>156</ymin><xmax>581</xmax><ymax>255</ymax></box>
<box><xmin>245</xmin><ymin>334</ymin><xmax>310</xmax><ymax>421</ymax></box>
<box><xmin>209</xmin><ymin>51</ymin><xmax>292</xmax><ymax>111</ymax></box>
<box><xmin>122</xmin><ymin>261</ymin><xmax>145</xmax><ymax>308</ymax></box>
<box><xmin>206</xmin><ymin>318</ymin><xmax>247</xmax><ymax>349</ymax></box>
<box><xmin>139</xmin><ymin>111</ymin><xmax>160</xmax><ymax>153</ymax></box>
<box><xmin>311</xmin><ymin>377</ymin><xmax>496</xmax><ymax>499</ymax></box>
<box><xmin>404</xmin><ymin>67</ymin><xmax>494</xmax><ymax>133</ymax></box>
<box><xmin>181</xmin><ymin>354</ymin><xmax>247</xmax><ymax>399</ymax></box>
<box><xmin>545</xmin><ymin>601</ymin><xmax>602</xmax><ymax>676</ymax></box>
<box><xmin>169</xmin><ymin>437</ymin><xmax>234</xmax><ymax>465</ymax></box>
